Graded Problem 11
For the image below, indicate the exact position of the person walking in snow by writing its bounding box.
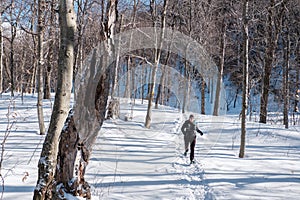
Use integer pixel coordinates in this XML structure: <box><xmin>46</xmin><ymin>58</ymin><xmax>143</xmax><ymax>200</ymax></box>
<box><xmin>181</xmin><ymin>114</ymin><xmax>203</xmax><ymax>164</ymax></box>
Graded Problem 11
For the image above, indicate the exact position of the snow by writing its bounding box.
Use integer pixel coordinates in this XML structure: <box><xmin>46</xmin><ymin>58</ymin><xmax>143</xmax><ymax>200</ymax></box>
<box><xmin>0</xmin><ymin>93</ymin><xmax>300</xmax><ymax>199</ymax></box>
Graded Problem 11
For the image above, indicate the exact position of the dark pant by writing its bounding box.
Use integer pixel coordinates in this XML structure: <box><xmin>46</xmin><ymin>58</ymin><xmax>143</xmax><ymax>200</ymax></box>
<box><xmin>185</xmin><ymin>136</ymin><xmax>196</xmax><ymax>161</ymax></box>
<box><xmin>190</xmin><ymin>136</ymin><xmax>196</xmax><ymax>162</ymax></box>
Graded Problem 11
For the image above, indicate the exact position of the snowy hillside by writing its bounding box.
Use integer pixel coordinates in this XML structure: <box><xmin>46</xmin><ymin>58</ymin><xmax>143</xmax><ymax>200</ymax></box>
<box><xmin>0</xmin><ymin>93</ymin><xmax>300</xmax><ymax>199</ymax></box>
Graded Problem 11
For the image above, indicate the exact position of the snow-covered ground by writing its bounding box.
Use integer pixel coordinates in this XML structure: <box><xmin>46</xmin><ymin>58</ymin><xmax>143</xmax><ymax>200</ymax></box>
<box><xmin>0</xmin><ymin>93</ymin><xmax>300</xmax><ymax>199</ymax></box>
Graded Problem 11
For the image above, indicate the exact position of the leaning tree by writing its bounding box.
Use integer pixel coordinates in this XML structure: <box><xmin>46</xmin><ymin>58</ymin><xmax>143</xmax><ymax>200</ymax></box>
<box><xmin>33</xmin><ymin>0</ymin><xmax>76</xmax><ymax>198</ymax></box>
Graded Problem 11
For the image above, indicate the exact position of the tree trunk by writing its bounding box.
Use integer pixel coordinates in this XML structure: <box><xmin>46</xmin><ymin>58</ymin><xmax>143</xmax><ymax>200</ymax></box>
<box><xmin>33</xmin><ymin>0</ymin><xmax>76</xmax><ymax>199</ymax></box>
<box><xmin>29</xmin><ymin>59</ymin><xmax>37</xmax><ymax>94</ymax></box>
<box><xmin>155</xmin><ymin>64</ymin><xmax>166</xmax><ymax>109</ymax></box>
<box><xmin>108</xmin><ymin>14</ymin><xmax>122</xmax><ymax>119</ymax></box>
<box><xmin>259</xmin><ymin>0</ymin><xmax>276</xmax><ymax>124</ymax></box>
<box><xmin>124</xmin><ymin>0</ymin><xmax>137</xmax><ymax>99</ymax></box>
<box><xmin>142</xmin><ymin>65</ymin><xmax>147</xmax><ymax>104</ymax></box>
<box><xmin>182</xmin><ymin>60</ymin><xmax>190</xmax><ymax>114</ymax></box>
<box><xmin>0</xmin><ymin>13</ymin><xmax>3</xmax><ymax>95</ymax></box>
<box><xmin>131</xmin><ymin>60</ymin><xmax>136</xmax><ymax>102</ymax></box>
<box><xmin>155</xmin><ymin>34</ymin><xmax>172</xmax><ymax>109</ymax></box>
<box><xmin>145</xmin><ymin>0</ymin><xmax>158</xmax><ymax>128</ymax></box>
<box><xmin>182</xmin><ymin>0</ymin><xmax>193</xmax><ymax>113</ymax></box>
<box><xmin>201</xmin><ymin>76</ymin><xmax>205</xmax><ymax>114</ymax></box>
<box><xmin>20</xmin><ymin>51</ymin><xmax>26</xmax><ymax>104</ymax></box>
<box><xmin>54</xmin><ymin>71</ymin><xmax>110</xmax><ymax>199</ymax></box>
<box><xmin>44</xmin><ymin>0</ymin><xmax>55</xmax><ymax>99</ymax></box>
<box><xmin>9</xmin><ymin>29</ymin><xmax>15</xmax><ymax>97</ymax></box>
<box><xmin>9</xmin><ymin>1</ymin><xmax>16</xmax><ymax>97</ymax></box>
<box><xmin>210</xmin><ymin>78</ymin><xmax>214</xmax><ymax>104</ymax></box>
<box><xmin>239</xmin><ymin>0</ymin><xmax>249</xmax><ymax>159</ymax></box>
<box><xmin>124</xmin><ymin>57</ymin><xmax>131</xmax><ymax>98</ymax></box>
<box><xmin>233</xmin><ymin>88</ymin><xmax>239</xmax><ymax>108</ymax></box>
<box><xmin>294</xmin><ymin>43</ymin><xmax>299</xmax><ymax>123</ymax></box>
<box><xmin>213</xmin><ymin>19</ymin><xmax>226</xmax><ymax>116</ymax></box>
<box><xmin>283</xmin><ymin>23</ymin><xmax>290</xmax><ymax>129</ymax></box>
<box><xmin>166</xmin><ymin>67</ymin><xmax>171</xmax><ymax>105</ymax></box>
<box><xmin>74</xmin><ymin>0</ymin><xmax>90</xmax><ymax>80</ymax></box>
<box><xmin>37</xmin><ymin>0</ymin><xmax>46</xmax><ymax>135</ymax></box>
<box><xmin>29</xmin><ymin>3</ymin><xmax>38</xmax><ymax>95</ymax></box>
<box><xmin>145</xmin><ymin>0</ymin><xmax>168</xmax><ymax>128</ymax></box>
<box><xmin>111</xmin><ymin>14</ymin><xmax>123</xmax><ymax>98</ymax></box>
<box><xmin>53</xmin><ymin>0</ymin><xmax>118</xmax><ymax>198</ymax></box>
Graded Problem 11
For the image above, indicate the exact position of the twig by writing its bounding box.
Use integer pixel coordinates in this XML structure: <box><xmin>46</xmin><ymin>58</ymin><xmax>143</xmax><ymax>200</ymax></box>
<box><xmin>127</xmin><ymin>54</ymin><xmax>154</xmax><ymax>66</ymax></box>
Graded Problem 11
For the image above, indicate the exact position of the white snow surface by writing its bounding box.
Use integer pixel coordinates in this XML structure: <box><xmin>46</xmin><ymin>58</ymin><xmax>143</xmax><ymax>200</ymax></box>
<box><xmin>0</xmin><ymin>93</ymin><xmax>300</xmax><ymax>200</ymax></box>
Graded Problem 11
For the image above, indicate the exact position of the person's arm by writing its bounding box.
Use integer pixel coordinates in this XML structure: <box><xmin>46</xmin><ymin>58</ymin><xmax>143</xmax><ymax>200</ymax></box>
<box><xmin>181</xmin><ymin>121</ymin><xmax>187</xmax><ymax>135</ymax></box>
<box><xmin>196</xmin><ymin>126</ymin><xmax>203</xmax><ymax>136</ymax></box>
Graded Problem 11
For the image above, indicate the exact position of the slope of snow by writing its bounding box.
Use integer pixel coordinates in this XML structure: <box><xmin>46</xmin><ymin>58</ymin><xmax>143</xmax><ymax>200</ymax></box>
<box><xmin>86</xmin><ymin>101</ymin><xmax>209</xmax><ymax>199</ymax></box>
<box><xmin>0</xmin><ymin>93</ymin><xmax>300</xmax><ymax>199</ymax></box>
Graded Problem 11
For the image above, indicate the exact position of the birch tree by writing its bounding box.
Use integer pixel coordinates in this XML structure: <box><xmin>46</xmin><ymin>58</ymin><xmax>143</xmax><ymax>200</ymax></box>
<box><xmin>213</xmin><ymin>17</ymin><xmax>226</xmax><ymax>116</ymax></box>
<box><xmin>111</xmin><ymin>14</ymin><xmax>123</xmax><ymax>98</ymax></box>
<box><xmin>124</xmin><ymin>0</ymin><xmax>138</xmax><ymax>100</ymax></box>
<box><xmin>145</xmin><ymin>0</ymin><xmax>168</xmax><ymax>128</ymax></box>
<box><xmin>29</xmin><ymin>2</ymin><xmax>38</xmax><ymax>94</ymax></box>
<box><xmin>37</xmin><ymin>0</ymin><xmax>46</xmax><ymax>135</ymax></box>
<box><xmin>53</xmin><ymin>0</ymin><xmax>118</xmax><ymax>198</ymax></box>
<box><xmin>181</xmin><ymin>0</ymin><xmax>193</xmax><ymax>114</ymax></box>
<box><xmin>239</xmin><ymin>0</ymin><xmax>249</xmax><ymax>158</ymax></box>
<box><xmin>33</xmin><ymin>0</ymin><xmax>76</xmax><ymax>198</ymax></box>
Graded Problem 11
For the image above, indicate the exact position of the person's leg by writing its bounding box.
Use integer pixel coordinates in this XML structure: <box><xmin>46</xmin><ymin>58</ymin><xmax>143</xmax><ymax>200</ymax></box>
<box><xmin>190</xmin><ymin>136</ymin><xmax>196</xmax><ymax>162</ymax></box>
<box><xmin>184</xmin><ymin>136</ymin><xmax>189</xmax><ymax>155</ymax></box>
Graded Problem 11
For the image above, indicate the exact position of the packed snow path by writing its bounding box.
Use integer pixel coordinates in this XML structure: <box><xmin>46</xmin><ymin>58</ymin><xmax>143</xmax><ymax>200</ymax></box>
<box><xmin>86</xmin><ymin>103</ymin><xmax>212</xmax><ymax>199</ymax></box>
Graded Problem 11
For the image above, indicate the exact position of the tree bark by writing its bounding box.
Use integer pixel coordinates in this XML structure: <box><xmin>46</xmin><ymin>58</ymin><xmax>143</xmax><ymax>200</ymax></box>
<box><xmin>111</xmin><ymin>14</ymin><xmax>123</xmax><ymax>98</ymax></box>
<box><xmin>294</xmin><ymin>43</ymin><xmax>299</xmax><ymax>121</ymax></box>
<box><xmin>239</xmin><ymin>0</ymin><xmax>249</xmax><ymax>158</ymax></box>
<box><xmin>0</xmin><ymin>12</ymin><xmax>3</xmax><ymax>95</ymax></box>
<box><xmin>124</xmin><ymin>56</ymin><xmax>131</xmax><ymax>98</ymax></box>
<box><xmin>44</xmin><ymin>0</ymin><xmax>55</xmax><ymax>99</ymax></box>
<box><xmin>201</xmin><ymin>76</ymin><xmax>205</xmax><ymax>114</ymax></box>
<box><xmin>283</xmin><ymin>22</ymin><xmax>290</xmax><ymax>129</ymax></box>
<box><xmin>9</xmin><ymin>2</ymin><xmax>16</xmax><ymax>97</ymax></box>
<box><xmin>33</xmin><ymin>0</ymin><xmax>76</xmax><ymax>199</ymax></box>
<box><xmin>37</xmin><ymin>0</ymin><xmax>46</xmax><ymax>135</ymax></box>
<box><xmin>131</xmin><ymin>59</ymin><xmax>136</xmax><ymax>103</ymax></box>
<box><xmin>29</xmin><ymin>1</ymin><xmax>37</xmax><ymax>94</ymax></box>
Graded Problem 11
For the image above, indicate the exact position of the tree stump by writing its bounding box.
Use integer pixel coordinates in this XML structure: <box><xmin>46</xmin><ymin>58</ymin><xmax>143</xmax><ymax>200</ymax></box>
<box><xmin>54</xmin><ymin>110</ymin><xmax>91</xmax><ymax>200</ymax></box>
